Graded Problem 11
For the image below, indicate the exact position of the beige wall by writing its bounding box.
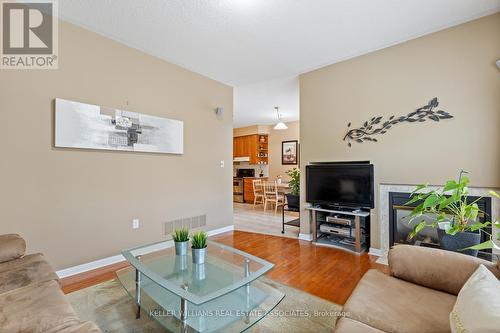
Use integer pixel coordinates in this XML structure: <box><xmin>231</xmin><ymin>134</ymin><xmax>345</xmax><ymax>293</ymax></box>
<box><xmin>0</xmin><ymin>20</ymin><xmax>233</xmax><ymax>270</ymax></box>
<box><xmin>299</xmin><ymin>14</ymin><xmax>500</xmax><ymax>248</ymax></box>
<box><xmin>268</xmin><ymin>121</ymin><xmax>300</xmax><ymax>181</ymax></box>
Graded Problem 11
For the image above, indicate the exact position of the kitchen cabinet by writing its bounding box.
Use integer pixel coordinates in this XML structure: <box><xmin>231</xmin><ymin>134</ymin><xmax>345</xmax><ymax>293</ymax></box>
<box><xmin>233</xmin><ymin>136</ymin><xmax>246</xmax><ymax>158</ymax></box>
<box><xmin>233</xmin><ymin>134</ymin><xmax>268</xmax><ymax>165</ymax></box>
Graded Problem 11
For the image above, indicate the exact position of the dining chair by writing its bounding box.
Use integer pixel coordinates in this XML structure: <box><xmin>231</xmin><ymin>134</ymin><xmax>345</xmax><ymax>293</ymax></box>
<box><xmin>252</xmin><ymin>179</ymin><xmax>264</xmax><ymax>207</ymax></box>
<box><xmin>263</xmin><ymin>181</ymin><xmax>285</xmax><ymax>213</ymax></box>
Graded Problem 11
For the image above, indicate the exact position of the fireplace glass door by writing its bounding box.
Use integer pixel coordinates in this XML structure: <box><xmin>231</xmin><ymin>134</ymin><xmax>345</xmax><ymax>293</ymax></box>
<box><xmin>389</xmin><ymin>192</ymin><xmax>492</xmax><ymax>258</ymax></box>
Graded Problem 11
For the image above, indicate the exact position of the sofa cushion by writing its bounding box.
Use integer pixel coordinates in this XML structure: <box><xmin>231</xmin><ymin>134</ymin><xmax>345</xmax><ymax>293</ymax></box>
<box><xmin>334</xmin><ymin>317</ymin><xmax>384</xmax><ymax>333</ymax></box>
<box><xmin>0</xmin><ymin>234</ymin><xmax>26</xmax><ymax>263</ymax></box>
<box><xmin>389</xmin><ymin>245</ymin><xmax>500</xmax><ymax>295</ymax></box>
<box><xmin>343</xmin><ymin>269</ymin><xmax>456</xmax><ymax>333</ymax></box>
<box><xmin>0</xmin><ymin>280</ymin><xmax>86</xmax><ymax>333</ymax></box>
<box><xmin>450</xmin><ymin>265</ymin><xmax>500</xmax><ymax>333</ymax></box>
<box><xmin>0</xmin><ymin>253</ymin><xmax>59</xmax><ymax>294</ymax></box>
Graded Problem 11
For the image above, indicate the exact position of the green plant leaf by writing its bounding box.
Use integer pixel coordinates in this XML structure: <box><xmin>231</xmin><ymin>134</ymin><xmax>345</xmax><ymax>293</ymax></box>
<box><xmin>405</xmin><ymin>194</ymin><xmax>423</xmax><ymax>206</ymax></box>
<box><xmin>412</xmin><ymin>183</ymin><xmax>428</xmax><ymax>193</ymax></box>
<box><xmin>172</xmin><ymin>228</ymin><xmax>190</xmax><ymax>242</ymax></box>
<box><xmin>438</xmin><ymin>196</ymin><xmax>455</xmax><ymax>210</ymax></box>
<box><xmin>468</xmin><ymin>221</ymin><xmax>491</xmax><ymax>232</ymax></box>
<box><xmin>446</xmin><ymin>225</ymin><xmax>460</xmax><ymax>235</ymax></box>
<box><xmin>461</xmin><ymin>240</ymin><xmax>496</xmax><ymax>251</ymax></box>
<box><xmin>464</xmin><ymin>204</ymin><xmax>479</xmax><ymax>222</ymax></box>
<box><xmin>443</xmin><ymin>180</ymin><xmax>459</xmax><ymax>192</ymax></box>
<box><xmin>409</xmin><ymin>221</ymin><xmax>427</xmax><ymax>239</ymax></box>
<box><xmin>423</xmin><ymin>194</ymin><xmax>439</xmax><ymax>209</ymax></box>
<box><xmin>191</xmin><ymin>231</ymin><xmax>208</xmax><ymax>249</ymax></box>
<box><xmin>489</xmin><ymin>190</ymin><xmax>500</xmax><ymax>198</ymax></box>
<box><xmin>459</xmin><ymin>176</ymin><xmax>470</xmax><ymax>185</ymax></box>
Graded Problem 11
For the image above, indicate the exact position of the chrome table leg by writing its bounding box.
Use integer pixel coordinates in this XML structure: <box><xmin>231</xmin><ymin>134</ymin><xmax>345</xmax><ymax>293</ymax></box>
<box><xmin>180</xmin><ymin>284</ymin><xmax>188</xmax><ymax>323</ymax></box>
<box><xmin>244</xmin><ymin>258</ymin><xmax>250</xmax><ymax>324</ymax></box>
<box><xmin>135</xmin><ymin>255</ymin><xmax>142</xmax><ymax>319</ymax></box>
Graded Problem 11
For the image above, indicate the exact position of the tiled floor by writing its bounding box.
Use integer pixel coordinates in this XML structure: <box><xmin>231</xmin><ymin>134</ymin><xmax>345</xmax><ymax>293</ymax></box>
<box><xmin>233</xmin><ymin>202</ymin><xmax>300</xmax><ymax>238</ymax></box>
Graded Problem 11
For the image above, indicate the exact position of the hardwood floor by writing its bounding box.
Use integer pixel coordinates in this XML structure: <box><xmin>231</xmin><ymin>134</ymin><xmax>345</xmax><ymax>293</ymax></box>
<box><xmin>61</xmin><ymin>261</ymin><xmax>130</xmax><ymax>294</ymax></box>
<box><xmin>61</xmin><ymin>231</ymin><xmax>387</xmax><ymax>305</ymax></box>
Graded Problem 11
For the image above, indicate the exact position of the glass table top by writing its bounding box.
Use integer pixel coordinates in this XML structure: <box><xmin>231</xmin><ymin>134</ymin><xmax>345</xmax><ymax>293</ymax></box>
<box><xmin>117</xmin><ymin>240</ymin><xmax>284</xmax><ymax>332</ymax></box>
<box><xmin>120</xmin><ymin>240</ymin><xmax>274</xmax><ymax>305</ymax></box>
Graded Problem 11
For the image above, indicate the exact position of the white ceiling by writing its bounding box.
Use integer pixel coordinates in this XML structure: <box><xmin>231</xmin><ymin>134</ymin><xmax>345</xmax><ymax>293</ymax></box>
<box><xmin>59</xmin><ymin>1</ymin><xmax>500</xmax><ymax>126</ymax></box>
<box><xmin>59</xmin><ymin>0</ymin><xmax>499</xmax><ymax>87</ymax></box>
<box><xmin>234</xmin><ymin>76</ymin><xmax>299</xmax><ymax>127</ymax></box>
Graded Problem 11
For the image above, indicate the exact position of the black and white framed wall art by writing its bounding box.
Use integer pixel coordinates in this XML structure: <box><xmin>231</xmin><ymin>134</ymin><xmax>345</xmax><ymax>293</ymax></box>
<box><xmin>55</xmin><ymin>98</ymin><xmax>184</xmax><ymax>154</ymax></box>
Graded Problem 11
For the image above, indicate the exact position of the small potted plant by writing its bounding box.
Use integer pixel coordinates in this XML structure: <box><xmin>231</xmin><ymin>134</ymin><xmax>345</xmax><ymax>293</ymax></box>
<box><xmin>191</xmin><ymin>231</ymin><xmax>208</xmax><ymax>264</ymax></box>
<box><xmin>285</xmin><ymin>168</ymin><xmax>300</xmax><ymax>209</ymax></box>
<box><xmin>406</xmin><ymin>172</ymin><xmax>499</xmax><ymax>256</ymax></box>
<box><xmin>172</xmin><ymin>228</ymin><xmax>189</xmax><ymax>256</ymax></box>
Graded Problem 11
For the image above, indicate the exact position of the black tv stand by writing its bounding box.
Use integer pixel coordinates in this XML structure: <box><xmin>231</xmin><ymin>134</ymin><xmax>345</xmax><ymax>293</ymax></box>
<box><xmin>315</xmin><ymin>204</ymin><xmax>367</xmax><ymax>215</ymax></box>
<box><xmin>306</xmin><ymin>205</ymin><xmax>371</xmax><ymax>254</ymax></box>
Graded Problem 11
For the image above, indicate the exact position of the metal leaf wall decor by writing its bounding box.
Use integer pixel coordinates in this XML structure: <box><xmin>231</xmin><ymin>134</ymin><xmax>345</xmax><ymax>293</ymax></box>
<box><xmin>343</xmin><ymin>97</ymin><xmax>453</xmax><ymax>147</ymax></box>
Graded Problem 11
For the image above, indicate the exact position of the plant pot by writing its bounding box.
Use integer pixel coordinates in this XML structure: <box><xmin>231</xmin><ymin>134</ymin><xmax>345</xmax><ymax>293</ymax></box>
<box><xmin>192</xmin><ymin>247</ymin><xmax>206</xmax><ymax>264</ymax></box>
<box><xmin>286</xmin><ymin>194</ymin><xmax>300</xmax><ymax>209</ymax></box>
<box><xmin>437</xmin><ymin>229</ymin><xmax>481</xmax><ymax>257</ymax></box>
<box><xmin>174</xmin><ymin>241</ymin><xmax>189</xmax><ymax>256</ymax></box>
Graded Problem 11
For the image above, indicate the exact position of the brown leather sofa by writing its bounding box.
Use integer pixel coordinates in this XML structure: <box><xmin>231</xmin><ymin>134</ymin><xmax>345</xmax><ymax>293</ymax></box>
<box><xmin>0</xmin><ymin>234</ymin><xmax>101</xmax><ymax>333</ymax></box>
<box><xmin>335</xmin><ymin>245</ymin><xmax>500</xmax><ymax>333</ymax></box>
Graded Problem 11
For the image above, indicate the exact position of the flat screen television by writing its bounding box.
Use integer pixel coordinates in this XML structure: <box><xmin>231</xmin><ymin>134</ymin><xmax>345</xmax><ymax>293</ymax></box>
<box><xmin>306</xmin><ymin>163</ymin><xmax>374</xmax><ymax>209</ymax></box>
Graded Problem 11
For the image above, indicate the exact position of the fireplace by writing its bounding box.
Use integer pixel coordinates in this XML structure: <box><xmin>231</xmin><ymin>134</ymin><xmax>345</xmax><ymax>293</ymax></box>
<box><xmin>388</xmin><ymin>192</ymin><xmax>492</xmax><ymax>259</ymax></box>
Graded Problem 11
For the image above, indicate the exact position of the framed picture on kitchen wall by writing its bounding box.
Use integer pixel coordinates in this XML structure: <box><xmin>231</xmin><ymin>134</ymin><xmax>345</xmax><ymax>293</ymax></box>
<box><xmin>282</xmin><ymin>140</ymin><xmax>298</xmax><ymax>165</ymax></box>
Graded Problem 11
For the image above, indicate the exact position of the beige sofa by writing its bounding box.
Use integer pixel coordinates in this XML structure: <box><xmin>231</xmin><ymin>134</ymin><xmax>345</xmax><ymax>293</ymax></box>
<box><xmin>335</xmin><ymin>245</ymin><xmax>500</xmax><ymax>333</ymax></box>
<box><xmin>0</xmin><ymin>234</ymin><xmax>101</xmax><ymax>333</ymax></box>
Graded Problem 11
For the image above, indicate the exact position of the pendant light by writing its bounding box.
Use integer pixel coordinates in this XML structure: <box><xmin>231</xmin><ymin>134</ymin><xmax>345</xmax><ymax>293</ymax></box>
<box><xmin>273</xmin><ymin>106</ymin><xmax>288</xmax><ymax>130</ymax></box>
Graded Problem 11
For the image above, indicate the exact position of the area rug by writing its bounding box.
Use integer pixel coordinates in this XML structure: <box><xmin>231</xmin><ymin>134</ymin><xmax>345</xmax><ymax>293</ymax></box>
<box><xmin>67</xmin><ymin>277</ymin><xmax>343</xmax><ymax>332</ymax></box>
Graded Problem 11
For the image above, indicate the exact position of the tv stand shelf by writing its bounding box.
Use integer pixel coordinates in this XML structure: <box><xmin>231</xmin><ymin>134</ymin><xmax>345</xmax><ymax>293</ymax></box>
<box><xmin>306</xmin><ymin>206</ymin><xmax>370</xmax><ymax>254</ymax></box>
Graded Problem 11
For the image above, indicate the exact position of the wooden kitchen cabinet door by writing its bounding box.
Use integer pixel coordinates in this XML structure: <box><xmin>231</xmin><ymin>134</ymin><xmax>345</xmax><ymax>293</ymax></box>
<box><xmin>247</xmin><ymin>135</ymin><xmax>257</xmax><ymax>164</ymax></box>
<box><xmin>243</xmin><ymin>178</ymin><xmax>255</xmax><ymax>203</ymax></box>
<box><xmin>233</xmin><ymin>136</ymin><xmax>245</xmax><ymax>157</ymax></box>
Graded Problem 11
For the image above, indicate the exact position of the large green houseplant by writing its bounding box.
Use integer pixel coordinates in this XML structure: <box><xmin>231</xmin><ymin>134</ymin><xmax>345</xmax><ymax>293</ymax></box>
<box><xmin>285</xmin><ymin>168</ymin><xmax>300</xmax><ymax>209</ymax></box>
<box><xmin>406</xmin><ymin>173</ymin><xmax>499</xmax><ymax>256</ymax></box>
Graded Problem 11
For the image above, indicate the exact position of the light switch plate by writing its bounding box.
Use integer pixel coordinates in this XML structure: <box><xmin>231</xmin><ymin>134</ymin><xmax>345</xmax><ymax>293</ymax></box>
<box><xmin>132</xmin><ymin>218</ymin><xmax>140</xmax><ymax>229</ymax></box>
<box><xmin>220</xmin><ymin>160</ymin><xmax>225</xmax><ymax>168</ymax></box>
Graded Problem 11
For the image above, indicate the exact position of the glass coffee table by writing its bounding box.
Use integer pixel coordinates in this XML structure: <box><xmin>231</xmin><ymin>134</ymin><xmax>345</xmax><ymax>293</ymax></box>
<box><xmin>116</xmin><ymin>240</ymin><xmax>285</xmax><ymax>332</ymax></box>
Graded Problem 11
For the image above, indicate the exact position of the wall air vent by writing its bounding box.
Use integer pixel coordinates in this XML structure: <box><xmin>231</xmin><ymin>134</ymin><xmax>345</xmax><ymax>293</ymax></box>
<box><xmin>163</xmin><ymin>214</ymin><xmax>207</xmax><ymax>238</ymax></box>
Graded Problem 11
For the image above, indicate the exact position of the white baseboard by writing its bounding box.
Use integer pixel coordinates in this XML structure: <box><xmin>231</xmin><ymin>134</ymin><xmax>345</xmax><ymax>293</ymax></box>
<box><xmin>56</xmin><ymin>224</ymin><xmax>235</xmax><ymax>279</ymax></box>
<box><xmin>298</xmin><ymin>233</ymin><xmax>313</xmax><ymax>241</ymax></box>
<box><xmin>207</xmin><ymin>224</ymin><xmax>234</xmax><ymax>236</ymax></box>
<box><xmin>368</xmin><ymin>247</ymin><xmax>382</xmax><ymax>257</ymax></box>
<box><xmin>56</xmin><ymin>254</ymin><xmax>126</xmax><ymax>279</ymax></box>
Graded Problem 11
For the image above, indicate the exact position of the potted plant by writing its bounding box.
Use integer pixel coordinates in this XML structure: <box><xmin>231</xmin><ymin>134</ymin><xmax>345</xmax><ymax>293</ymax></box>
<box><xmin>191</xmin><ymin>231</ymin><xmax>208</xmax><ymax>264</ymax></box>
<box><xmin>285</xmin><ymin>168</ymin><xmax>300</xmax><ymax>209</ymax></box>
<box><xmin>172</xmin><ymin>228</ymin><xmax>190</xmax><ymax>256</ymax></box>
<box><xmin>406</xmin><ymin>173</ymin><xmax>499</xmax><ymax>256</ymax></box>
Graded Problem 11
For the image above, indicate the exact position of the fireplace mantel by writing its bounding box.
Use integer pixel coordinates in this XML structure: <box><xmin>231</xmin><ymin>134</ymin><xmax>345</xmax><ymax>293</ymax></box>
<box><xmin>377</xmin><ymin>183</ymin><xmax>500</xmax><ymax>264</ymax></box>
